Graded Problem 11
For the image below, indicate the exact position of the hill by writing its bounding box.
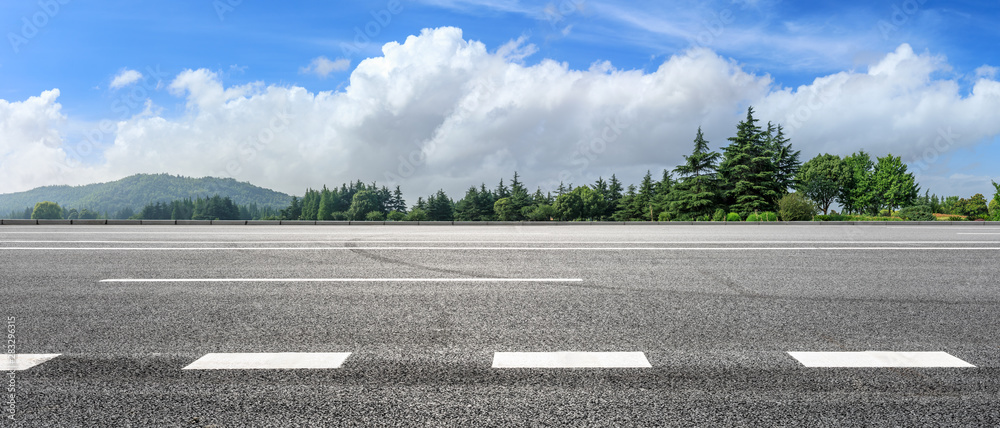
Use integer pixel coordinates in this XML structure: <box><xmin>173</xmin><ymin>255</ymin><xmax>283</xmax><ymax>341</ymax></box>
<box><xmin>1</xmin><ymin>174</ymin><xmax>293</xmax><ymax>218</ymax></box>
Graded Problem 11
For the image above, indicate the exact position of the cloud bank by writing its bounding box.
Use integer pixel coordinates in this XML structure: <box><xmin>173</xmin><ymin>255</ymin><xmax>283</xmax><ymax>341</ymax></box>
<box><xmin>2</xmin><ymin>27</ymin><xmax>998</xmax><ymax>201</ymax></box>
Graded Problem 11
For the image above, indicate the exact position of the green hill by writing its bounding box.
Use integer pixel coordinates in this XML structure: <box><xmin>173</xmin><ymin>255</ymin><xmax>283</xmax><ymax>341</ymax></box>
<box><xmin>1</xmin><ymin>174</ymin><xmax>293</xmax><ymax>218</ymax></box>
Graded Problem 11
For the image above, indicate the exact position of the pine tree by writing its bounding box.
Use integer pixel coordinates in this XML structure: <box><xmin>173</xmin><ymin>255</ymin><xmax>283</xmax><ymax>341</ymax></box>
<box><xmin>667</xmin><ymin>127</ymin><xmax>721</xmax><ymax>220</ymax></box>
<box><xmin>718</xmin><ymin>107</ymin><xmax>780</xmax><ymax>216</ymax></box>
<box><xmin>765</xmin><ymin>123</ymin><xmax>801</xmax><ymax>197</ymax></box>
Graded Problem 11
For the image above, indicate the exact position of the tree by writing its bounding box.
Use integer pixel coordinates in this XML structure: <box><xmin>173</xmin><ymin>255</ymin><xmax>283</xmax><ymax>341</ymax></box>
<box><xmin>554</xmin><ymin>189</ymin><xmax>584</xmax><ymax>221</ymax></box>
<box><xmin>777</xmin><ymin>193</ymin><xmax>816</xmax><ymax>221</ymax></box>
<box><xmin>31</xmin><ymin>201</ymin><xmax>63</xmax><ymax>219</ymax></box>
<box><xmin>493</xmin><ymin>197</ymin><xmax>515</xmax><ymax>221</ymax></box>
<box><xmin>426</xmin><ymin>190</ymin><xmax>454</xmax><ymax>221</ymax></box>
<box><xmin>317</xmin><ymin>186</ymin><xmax>338</xmax><ymax>221</ymax></box>
<box><xmin>388</xmin><ymin>185</ymin><xmax>408</xmax><ymax>214</ymax></box>
<box><xmin>797</xmin><ymin>154</ymin><xmax>845</xmax><ymax>215</ymax></box>
<box><xmin>632</xmin><ymin>171</ymin><xmax>657</xmax><ymax>221</ymax></box>
<box><xmin>606</xmin><ymin>174</ymin><xmax>623</xmax><ymax>219</ymax></box>
<box><xmin>507</xmin><ymin>172</ymin><xmax>530</xmax><ymax>221</ymax></box>
<box><xmin>718</xmin><ymin>107</ymin><xmax>779</xmax><ymax>216</ymax></box>
<box><xmin>963</xmin><ymin>193</ymin><xmax>989</xmax><ymax>220</ymax></box>
<box><xmin>871</xmin><ymin>154</ymin><xmax>919</xmax><ymax>214</ymax></box>
<box><xmin>347</xmin><ymin>190</ymin><xmax>379</xmax><ymax>220</ymax></box>
<box><xmin>990</xmin><ymin>181</ymin><xmax>1000</xmax><ymax>220</ymax></box>
<box><xmin>765</xmin><ymin>123</ymin><xmax>800</xmax><ymax>196</ymax></box>
<box><xmin>839</xmin><ymin>150</ymin><xmax>874</xmax><ymax>215</ymax></box>
<box><xmin>666</xmin><ymin>127</ymin><xmax>721</xmax><ymax>220</ymax></box>
<box><xmin>405</xmin><ymin>208</ymin><xmax>428</xmax><ymax>221</ymax></box>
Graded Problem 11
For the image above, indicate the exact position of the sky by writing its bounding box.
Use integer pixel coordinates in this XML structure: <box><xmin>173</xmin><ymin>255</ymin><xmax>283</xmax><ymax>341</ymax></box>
<box><xmin>1</xmin><ymin>0</ymin><xmax>999</xmax><ymax>202</ymax></box>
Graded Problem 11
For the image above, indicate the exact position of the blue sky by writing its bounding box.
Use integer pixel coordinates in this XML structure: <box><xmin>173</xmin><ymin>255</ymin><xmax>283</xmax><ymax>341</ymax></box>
<box><xmin>1</xmin><ymin>0</ymin><xmax>998</xmax><ymax>200</ymax></box>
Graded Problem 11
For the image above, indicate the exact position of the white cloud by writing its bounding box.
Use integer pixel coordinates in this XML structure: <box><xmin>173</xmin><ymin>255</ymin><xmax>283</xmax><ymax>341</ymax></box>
<box><xmin>299</xmin><ymin>56</ymin><xmax>351</xmax><ymax>79</ymax></box>
<box><xmin>110</xmin><ymin>69</ymin><xmax>143</xmax><ymax>89</ymax></box>
<box><xmin>3</xmin><ymin>28</ymin><xmax>1000</xmax><ymax>201</ymax></box>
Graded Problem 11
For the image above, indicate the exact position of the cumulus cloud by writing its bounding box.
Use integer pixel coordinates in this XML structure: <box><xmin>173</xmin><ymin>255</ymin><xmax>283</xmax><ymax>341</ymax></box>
<box><xmin>2</xmin><ymin>27</ymin><xmax>999</xmax><ymax>200</ymax></box>
<box><xmin>110</xmin><ymin>69</ymin><xmax>143</xmax><ymax>89</ymax></box>
<box><xmin>299</xmin><ymin>56</ymin><xmax>351</xmax><ymax>78</ymax></box>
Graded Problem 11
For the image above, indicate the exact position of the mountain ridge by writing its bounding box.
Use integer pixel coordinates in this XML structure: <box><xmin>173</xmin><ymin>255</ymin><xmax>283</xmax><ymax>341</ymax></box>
<box><xmin>1</xmin><ymin>174</ymin><xmax>293</xmax><ymax>217</ymax></box>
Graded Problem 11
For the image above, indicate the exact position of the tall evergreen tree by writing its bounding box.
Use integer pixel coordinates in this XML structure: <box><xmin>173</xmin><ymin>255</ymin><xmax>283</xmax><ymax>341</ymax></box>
<box><xmin>765</xmin><ymin>123</ymin><xmax>801</xmax><ymax>196</ymax></box>
<box><xmin>718</xmin><ymin>107</ymin><xmax>780</xmax><ymax>216</ymax></box>
<box><xmin>666</xmin><ymin>127</ymin><xmax>721</xmax><ymax>220</ymax></box>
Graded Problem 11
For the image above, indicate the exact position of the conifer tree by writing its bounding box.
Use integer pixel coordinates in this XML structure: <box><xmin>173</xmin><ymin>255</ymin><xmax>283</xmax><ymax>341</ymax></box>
<box><xmin>718</xmin><ymin>107</ymin><xmax>779</xmax><ymax>216</ymax></box>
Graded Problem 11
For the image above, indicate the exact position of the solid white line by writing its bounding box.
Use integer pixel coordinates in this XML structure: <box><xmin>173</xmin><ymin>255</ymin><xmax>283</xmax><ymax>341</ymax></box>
<box><xmin>7</xmin><ymin>246</ymin><xmax>1000</xmax><ymax>251</ymax></box>
<box><xmin>6</xmin><ymin>240</ymin><xmax>1000</xmax><ymax>244</ymax></box>
<box><xmin>492</xmin><ymin>352</ymin><xmax>652</xmax><ymax>368</ymax></box>
<box><xmin>0</xmin><ymin>354</ymin><xmax>61</xmax><ymax>371</ymax></box>
<box><xmin>101</xmin><ymin>278</ymin><xmax>583</xmax><ymax>283</ymax></box>
<box><xmin>182</xmin><ymin>352</ymin><xmax>352</xmax><ymax>370</ymax></box>
<box><xmin>787</xmin><ymin>351</ymin><xmax>975</xmax><ymax>368</ymax></box>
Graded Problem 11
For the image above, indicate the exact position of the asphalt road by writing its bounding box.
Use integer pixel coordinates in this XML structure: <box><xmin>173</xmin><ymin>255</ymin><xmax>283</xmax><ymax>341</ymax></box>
<box><xmin>2</xmin><ymin>224</ymin><xmax>999</xmax><ymax>426</ymax></box>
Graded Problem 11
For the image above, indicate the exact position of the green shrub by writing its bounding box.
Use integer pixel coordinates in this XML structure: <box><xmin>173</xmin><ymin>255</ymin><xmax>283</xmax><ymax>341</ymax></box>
<box><xmin>745</xmin><ymin>213</ymin><xmax>760</xmax><ymax>222</ymax></box>
<box><xmin>897</xmin><ymin>205</ymin><xmax>935</xmax><ymax>221</ymax></box>
<box><xmin>387</xmin><ymin>211</ymin><xmax>406</xmax><ymax>221</ymax></box>
<box><xmin>330</xmin><ymin>211</ymin><xmax>349</xmax><ymax>221</ymax></box>
<box><xmin>726</xmin><ymin>212</ymin><xmax>742</xmax><ymax>222</ymax></box>
<box><xmin>657</xmin><ymin>212</ymin><xmax>671</xmax><ymax>222</ymax></box>
<box><xmin>814</xmin><ymin>214</ymin><xmax>848</xmax><ymax>221</ymax></box>
<box><xmin>365</xmin><ymin>211</ymin><xmax>385</xmax><ymax>221</ymax></box>
<box><xmin>760</xmin><ymin>211</ymin><xmax>778</xmax><ymax>221</ymax></box>
<box><xmin>945</xmin><ymin>215</ymin><xmax>965</xmax><ymax>221</ymax></box>
<box><xmin>778</xmin><ymin>193</ymin><xmax>816</xmax><ymax>221</ymax></box>
<box><xmin>712</xmin><ymin>209</ymin><xmax>726</xmax><ymax>222</ymax></box>
<box><xmin>696</xmin><ymin>214</ymin><xmax>710</xmax><ymax>222</ymax></box>
<box><xmin>879</xmin><ymin>209</ymin><xmax>891</xmax><ymax>217</ymax></box>
<box><xmin>405</xmin><ymin>208</ymin><xmax>428</xmax><ymax>221</ymax></box>
<box><xmin>525</xmin><ymin>204</ymin><xmax>555</xmax><ymax>221</ymax></box>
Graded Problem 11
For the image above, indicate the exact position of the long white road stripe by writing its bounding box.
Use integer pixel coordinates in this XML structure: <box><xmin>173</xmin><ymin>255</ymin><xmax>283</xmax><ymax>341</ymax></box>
<box><xmin>101</xmin><ymin>278</ymin><xmax>582</xmax><ymax>283</ymax></box>
<box><xmin>1</xmin><ymin>354</ymin><xmax>60</xmax><ymax>371</ymax></box>
<box><xmin>183</xmin><ymin>352</ymin><xmax>352</xmax><ymax>370</ymax></box>
<box><xmin>787</xmin><ymin>351</ymin><xmax>975</xmax><ymax>368</ymax></box>
<box><xmin>6</xmin><ymin>246</ymin><xmax>1000</xmax><ymax>251</ymax></box>
<box><xmin>492</xmin><ymin>352</ymin><xmax>652</xmax><ymax>368</ymax></box>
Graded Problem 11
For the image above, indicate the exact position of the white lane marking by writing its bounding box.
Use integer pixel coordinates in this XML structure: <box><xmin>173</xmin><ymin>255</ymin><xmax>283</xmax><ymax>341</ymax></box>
<box><xmin>101</xmin><ymin>278</ymin><xmax>583</xmax><ymax>283</ymax></box>
<box><xmin>957</xmin><ymin>233</ymin><xmax>1000</xmax><ymax>235</ymax></box>
<box><xmin>6</xmin><ymin>247</ymin><xmax>1000</xmax><ymax>251</ymax></box>
<box><xmin>182</xmin><ymin>352</ymin><xmax>351</xmax><ymax>370</ymax></box>
<box><xmin>6</xmin><ymin>240</ymin><xmax>1000</xmax><ymax>244</ymax></box>
<box><xmin>0</xmin><ymin>354</ymin><xmax>61</xmax><ymax>371</ymax></box>
<box><xmin>787</xmin><ymin>351</ymin><xmax>975</xmax><ymax>368</ymax></box>
<box><xmin>492</xmin><ymin>352</ymin><xmax>652</xmax><ymax>368</ymax></box>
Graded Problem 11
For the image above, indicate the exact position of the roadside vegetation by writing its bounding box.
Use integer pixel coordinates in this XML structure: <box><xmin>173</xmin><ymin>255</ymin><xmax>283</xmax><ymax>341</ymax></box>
<box><xmin>11</xmin><ymin>107</ymin><xmax>1000</xmax><ymax>222</ymax></box>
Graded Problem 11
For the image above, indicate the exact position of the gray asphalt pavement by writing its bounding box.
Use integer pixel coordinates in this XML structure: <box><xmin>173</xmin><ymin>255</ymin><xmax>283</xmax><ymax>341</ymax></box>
<box><xmin>2</xmin><ymin>224</ymin><xmax>999</xmax><ymax>426</ymax></box>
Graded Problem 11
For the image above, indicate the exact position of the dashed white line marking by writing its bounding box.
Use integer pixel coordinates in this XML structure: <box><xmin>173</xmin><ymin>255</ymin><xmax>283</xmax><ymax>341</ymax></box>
<box><xmin>1</xmin><ymin>354</ymin><xmax>61</xmax><ymax>371</ymax></box>
<box><xmin>492</xmin><ymin>352</ymin><xmax>652</xmax><ymax>368</ymax></box>
<box><xmin>182</xmin><ymin>352</ymin><xmax>352</xmax><ymax>370</ymax></box>
<box><xmin>787</xmin><ymin>351</ymin><xmax>975</xmax><ymax>368</ymax></box>
<box><xmin>101</xmin><ymin>278</ymin><xmax>583</xmax><ymax>283</ymax></box>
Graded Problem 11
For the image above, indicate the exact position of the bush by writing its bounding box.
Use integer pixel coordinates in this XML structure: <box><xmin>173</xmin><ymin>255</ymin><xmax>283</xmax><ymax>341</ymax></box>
<box><xmin>991</xmin><ymin>197</ymin><xmax>1000</xmax><ymax>221</ymax></box>
<box><xmin>405</xmin><ymin>208</ymin><xmax>428</xmax><ymax>221</ymax></box>
<box><xmin>387</xmin><ymin>211</ymin><xmax>406</xmax><ymax>221</ymax></box>
<box><xmin>879</xmin><ymin>209</ymin><xmax>891</xmax><ymax>217</ymax></box>
<box><xmin>330</xmin><ymin>211</ymin><xmax>349</xmax><ymax>221</ymax></box>
<box><xmin>365</xmin><ymin>211</ymin><xmax>385</xmax><ymax>221</ymax></box>
<box><xmin>778</xmin><ymin>193</ymin><xmax>816</xmax><ymax>221</ymax></box>
<box><xmin>945</xmin><ymin>216</ymin><xmax>965</xmax><ymax>221</ymax></box>
<box><xmin>712</xmin><ymin>209</ymin><xmax>726</xmax><ymax>222</ymax></box>
<box><xmin>760</xmin><ymin>211</ymin><xmax>778</xmax><ymax>222</ymax></box>
<box><xmin>726</xmin><ymin>212</ymin><xmax>742</xmax><ymax>222</ymax></box>
<box><xmin>696</xmin><ymin>215</ymin><xmax>710</xmax><ymax>222</ymax></box>
<box><xmin>897</xmin><ymin>205</ymin><xmax>935</xmax><ymax>221</ymax></box>
<box><xmin>814</xmin><ymin>214</ymin><xmax>848</xmax><ymax>221</ymax></box>
<box><xmin>525</xmin><ymin>204</ymin><xmax>555</xmax><ymax>221</ymax></box>
<box><xmin>657</xmin><ymin>212</ymin><xmax>671</xmax><ymax>222</ymax></box>
<box><xmin>745</xmin><ymin>213</ymin><xmax>760</xmax><ymax>222</ymax></box>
